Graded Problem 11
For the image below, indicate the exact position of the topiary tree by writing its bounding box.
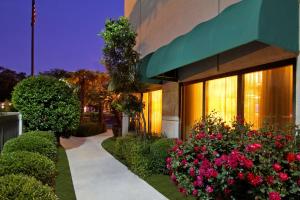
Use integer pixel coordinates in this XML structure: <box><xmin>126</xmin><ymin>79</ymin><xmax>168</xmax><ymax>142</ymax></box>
<box><xmin>12</xmin><ymin>76</ymin><xmax>80</xmax><ymax>138</ymax></box>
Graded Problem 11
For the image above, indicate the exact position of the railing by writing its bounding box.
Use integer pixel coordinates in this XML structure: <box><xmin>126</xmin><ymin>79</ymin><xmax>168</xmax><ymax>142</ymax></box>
<box><xmin>0</xmin><ymin>112</ymin><xmax>22</xmax><ymax>150</ymax></box>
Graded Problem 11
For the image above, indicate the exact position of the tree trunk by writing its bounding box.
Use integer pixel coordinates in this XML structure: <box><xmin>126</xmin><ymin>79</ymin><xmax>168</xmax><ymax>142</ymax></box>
<box><xmin>140</xmin><ymin>93</ymin><xmax>147</xmax><ymax>138</ymax></box>
<box><xmin>79</xmin><ymin>78</ymin><xmax>85</xmax><ymax>123</ymax></box>
<box><xmin>98</xmin><ymin>102</ymin><xmax>103</xmax><ymax>125</ymax></box>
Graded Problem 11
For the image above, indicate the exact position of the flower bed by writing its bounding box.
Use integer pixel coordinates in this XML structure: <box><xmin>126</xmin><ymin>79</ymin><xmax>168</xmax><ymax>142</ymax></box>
<box><xmin>167</xmin><ymin>115</ymin><xmax>300</xmax><ymax>200</ymax></box>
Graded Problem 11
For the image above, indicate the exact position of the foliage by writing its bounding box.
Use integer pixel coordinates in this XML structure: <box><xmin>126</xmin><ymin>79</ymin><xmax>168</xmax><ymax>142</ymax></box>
<box><xmin>167</xmin><ymin>114</ymin><xmax>300</xmax><ymax>200</ymax></box>
<box><xmin>0</xmin><ymin>66</ymin><xmax>26</xmax><ymax>102</ymax></box>
<box><xmin>111</xmin><ymin>94</ymin><xmax>143</xmax><ymax>117</ymax></box>
<box><xmin>75</xmin><ymin>122</ymin><xmax>106</xmax><ymax>137</ymax></box>
<box><xmin>101</xmin><ymin>17</ymin><xmax>140</xmax><ymax>93</ymax></box>
<box><xmin>0</xmin><ymin>174</ymin><xmax>58</xmax><ymax>200</ymax></box>
<box><xmin>2</xmin><ymin>134</ymin><xmax>57</xmax><ymax>161</ymax></box>
<box><xmin>55</xmin><ymin>147</ymin><xmax>76</xmax><ymax>200</ymax></box>
<box><xmin>149</xmin><ymin>138</ymin><xmax>174</xmax><ymax>174</ymax></box>
<box><xmin>39</xmin><ymin>68</ymin><xmax>71</xmax><ymax>79</ymax></box>
<box><xmin>22</xmin><ymin>131</ymin><xmax>57</xmax><ymax>146</ymax></box>
<box><xmin>0</xmin><ymin>151</ymin><xmax>56</xmax><ymax>187</ymax></box>
<box><xmin>12</xmin><ymin>76</ymin><xmax>80</xmax><ymax>134</ymax></box>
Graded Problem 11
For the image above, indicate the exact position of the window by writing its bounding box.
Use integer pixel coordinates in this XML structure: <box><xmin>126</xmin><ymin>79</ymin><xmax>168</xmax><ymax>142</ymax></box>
<box><xmin>244</xmin><ymin>65</ymin><xmax>293</xmax><ymax>129</ymax></box>
<box><xmin>182</xmin><ymin>82</ymin><xmax>203</xmax><ymax>137</ymax></box>
<box><xmin>205</xmin><ymin>76</ymin><xmax>238</xmax><ymax>123</ymax></box>
<box><xmin>141</xmin><ymin>90</ymin><xmax>162</xmax><ymax>135</ymax></box>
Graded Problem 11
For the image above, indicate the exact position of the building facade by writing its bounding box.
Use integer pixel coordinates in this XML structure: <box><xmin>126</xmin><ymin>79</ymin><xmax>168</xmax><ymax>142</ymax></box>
<box><xmin>124</xmin><ymin>0</ymin><xmax>300</xmax><ymax>139</ymax></box>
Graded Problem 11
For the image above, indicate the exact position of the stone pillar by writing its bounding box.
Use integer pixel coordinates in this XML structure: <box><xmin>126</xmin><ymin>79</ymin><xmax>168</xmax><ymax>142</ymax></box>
<box><xmin>161</xmin><ymin>82</ymin><xmax>180</xmax><ymax>138</ymax></box>
<box><xmin>122</xmin><ymin>113</ymin><xmax>129</xmax><ymax>136</ymax></box>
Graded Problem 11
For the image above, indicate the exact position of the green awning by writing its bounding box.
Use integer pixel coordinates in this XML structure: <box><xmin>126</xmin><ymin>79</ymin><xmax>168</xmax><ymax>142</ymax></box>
<box><xmin>146</xmin><ymin>0</ymin><xmax>299</xmax><ymax>78</ymax></box>
<box><xmin>138</xmin><ymin>53</ymin><xmax>161</xmax><ymax>84</ymax></box>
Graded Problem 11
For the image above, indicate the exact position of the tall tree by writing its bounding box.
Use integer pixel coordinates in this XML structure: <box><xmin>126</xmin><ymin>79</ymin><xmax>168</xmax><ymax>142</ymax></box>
<box><xmin>101</xmin><ymin>17</ymin><xmax>147</xmax><ymax>136</ymax></box>
<box><xmin>0</xmin><ymin>67</ymin><xmax>26</xmax><ymax>102</ymax></box>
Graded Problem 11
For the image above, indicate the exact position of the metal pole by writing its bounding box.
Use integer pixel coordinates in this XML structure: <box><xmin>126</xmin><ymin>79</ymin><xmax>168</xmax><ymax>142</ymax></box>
<box><xmin>31</xmin><ymin>0</ymin><xmax>35</xmax><ymax>76</ymax></box>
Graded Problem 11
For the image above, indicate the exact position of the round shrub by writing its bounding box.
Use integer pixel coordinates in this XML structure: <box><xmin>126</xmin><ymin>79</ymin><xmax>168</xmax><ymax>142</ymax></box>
<box><xmin>22</xmin><ymin>131</ymin><xmax>57</xmax><ymax>146</ymax></box>
<box><xmin>75</xmin><ymin>122</ymin><xmax>106</xmax><ymax>137</ymax></box>
<box><xmin>0</xmin><ymin>151</ymin><xmax>56</xmax><ymax>186</ymax></box>
<box><xmin>2</xmin><ymin>135</ymin><xmax>57</xmax><ymax>161</ymax></box>
<box><xmin>149</xmin><ymin>138</ymin><xmax>174</xmax><ymax>174</ymax></box>
<box><xmin>0</xmin><ymin>174</ymin><xmax>58</xmax><ymax>200</ymax></box>
<box><xmin>12</xmin><ymin>76</ymin><xmax>80</xmax><ymax>134</ymax></box>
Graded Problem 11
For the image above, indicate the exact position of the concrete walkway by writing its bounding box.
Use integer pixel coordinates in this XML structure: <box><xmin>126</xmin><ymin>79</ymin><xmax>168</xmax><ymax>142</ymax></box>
<box><xmin>61</xmin><ymin>130</ymin><xmax>168</xmax><ymax>200</ymax></box>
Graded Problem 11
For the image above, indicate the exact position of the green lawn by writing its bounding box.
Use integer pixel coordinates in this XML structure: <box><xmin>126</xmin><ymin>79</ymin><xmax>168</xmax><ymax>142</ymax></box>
<box><xmin>102</xmin><ymin>137</ymin><xmax>194</xmax><ymax>200</ymax></box>
<box><xmin>55</xmin><ymin>147</ymin><xmax>76</xmax><ymax>200</ymax></box>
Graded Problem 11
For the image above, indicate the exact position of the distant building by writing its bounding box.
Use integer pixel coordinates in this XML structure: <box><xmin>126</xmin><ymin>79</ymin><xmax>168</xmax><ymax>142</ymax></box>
<box><xmin>125</xmin><ymin>0</ymin><xmax>299</xmax><ymax>138</ymax></box>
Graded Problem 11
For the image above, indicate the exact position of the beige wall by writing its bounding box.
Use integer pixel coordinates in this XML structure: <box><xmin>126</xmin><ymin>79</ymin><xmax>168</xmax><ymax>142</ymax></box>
<box><xmin>125</xmin><ymin>0</ymin><xmax>240</xmax><ymax>57</ymax></box>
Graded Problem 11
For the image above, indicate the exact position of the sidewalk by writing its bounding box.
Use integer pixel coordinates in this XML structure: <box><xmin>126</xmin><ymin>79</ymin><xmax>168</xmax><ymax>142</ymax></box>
<box><xmin>61</xmin><ymin>130</ymin><xmax>168</xmax><ymax>200</ymax></box>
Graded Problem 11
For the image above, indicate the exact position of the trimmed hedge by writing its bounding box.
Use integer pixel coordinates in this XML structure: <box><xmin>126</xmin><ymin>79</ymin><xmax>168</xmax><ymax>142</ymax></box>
<box><xmin>75</xmin><ymin>122</ymin><xmax>106</xmax><ymax>137</ymax></box>
<box><xmin>149</xmin><ymin>138</ymin><xmax>174</xmax><ymax>174</ymax></box>
<box><xmin>12</xmin><ymin>76</ymin><xmax>80</xmax><ymax>134</ymax></box>
<box><xmin>2</xmin><ymin>135</ymin><xmax>57</xmax><ymax>161</ymax></box>
<box><xmin>0</xmin><ymin>174</ymin><xmax>58</xmax><ymax>200</ymax></box>
<box><xmin>22</xmin><ymin>131</ymin><xmax>57</xmax><ymax>146</ymax></box>
<box><xmin>0</xmin><ymin>151</ymin><xmax>56</xmax><ymax>187</ymax></box>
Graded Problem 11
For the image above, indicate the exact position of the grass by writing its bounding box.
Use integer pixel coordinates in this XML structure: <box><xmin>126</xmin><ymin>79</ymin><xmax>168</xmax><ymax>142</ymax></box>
<box><xmin>102</xmin><ymin>137</ymin><xmax>194</xmax><ymax>200</ymax></box>
<box><xmin>55</xmin><ymin>147</ymin><xmax>76</xmax><ymax>200</ymax></box>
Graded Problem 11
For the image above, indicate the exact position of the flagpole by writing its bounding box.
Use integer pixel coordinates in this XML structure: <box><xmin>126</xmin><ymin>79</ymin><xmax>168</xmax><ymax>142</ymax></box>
<box><xmin>31</xmin><ymin>0</ymin><xmax>35</xmax><ymax>76</ymax></box>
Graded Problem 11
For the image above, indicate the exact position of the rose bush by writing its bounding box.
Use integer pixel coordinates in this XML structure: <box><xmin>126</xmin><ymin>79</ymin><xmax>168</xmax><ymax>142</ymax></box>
<box><xmin>167</xmin><ymin>114</ymin><xmax>300</xmax><ymax>200</ymax></box>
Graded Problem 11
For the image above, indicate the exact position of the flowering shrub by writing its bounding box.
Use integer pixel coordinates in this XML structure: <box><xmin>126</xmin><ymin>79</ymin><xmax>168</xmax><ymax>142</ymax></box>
<box><xmin>167</xmin><ymin>114</ymin><xmax>300</xmax><ymax>200</ymax></box>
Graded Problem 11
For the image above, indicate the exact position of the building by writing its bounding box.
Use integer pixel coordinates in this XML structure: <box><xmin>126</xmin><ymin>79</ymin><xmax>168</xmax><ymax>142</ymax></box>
<box><xmin>124</xmin><ymin>0</ymin><xmax>300</xmax><ymax>139</ymax></box>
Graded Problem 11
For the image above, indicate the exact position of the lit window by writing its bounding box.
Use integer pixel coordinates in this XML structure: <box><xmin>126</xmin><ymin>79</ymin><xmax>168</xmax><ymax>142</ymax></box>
<box><xmin>244</xmin><ymin>65</ymin><xmax>293</xmax><ymax>129</ymax></box>
<box><xmin>205</xmin><ymin>76</ymin><xmax>237</xmax><ymax>123</ymax></box>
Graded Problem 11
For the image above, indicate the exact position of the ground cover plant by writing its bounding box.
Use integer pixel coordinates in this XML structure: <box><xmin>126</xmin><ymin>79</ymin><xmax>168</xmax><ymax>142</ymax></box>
<box><xmin>167</xmin><ymin>115</ymin><xmax>300</xmax><ymax>200</ymax></box>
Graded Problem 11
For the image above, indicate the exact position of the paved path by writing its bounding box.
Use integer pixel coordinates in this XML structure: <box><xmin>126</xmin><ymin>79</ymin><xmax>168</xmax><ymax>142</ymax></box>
<box><xmin>61</xmin><ymin>130</ymin><xmax>167</xmax><ymax>200</ymax></box>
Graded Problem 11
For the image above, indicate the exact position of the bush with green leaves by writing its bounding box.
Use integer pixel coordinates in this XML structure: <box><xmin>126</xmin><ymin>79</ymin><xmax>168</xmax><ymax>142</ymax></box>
<box><xmin>22</xmin><ymin>131</ymin><xmax>57</xmax><ymax>146</ymax></box>
<box><xmin>2</xmin><ymin>135</ymin><xmax>57</xmax><ymax>161</ymax></box>
<box><xmin>149</xmin><ymin>138</ymin><xmax>174</xmax><ymax>174</ymax></box>
<box><xmin>12</xmin><ymin>76</ymin><xmax>80</xmax><ymax>134</ymax></box>
<box><xmin>75</xmin><ymin>122</ymin><xmax>106</xmax><ymax>137</ymax></box>
<box><xmin>0</xmin><ymin>151</ymin><xmax>56</xmax><ymax>186</ymax></box>
<box><xmin>0</xmin><ymin>174</ymin><xmax>58</xmax><ymax>200</ymax></box>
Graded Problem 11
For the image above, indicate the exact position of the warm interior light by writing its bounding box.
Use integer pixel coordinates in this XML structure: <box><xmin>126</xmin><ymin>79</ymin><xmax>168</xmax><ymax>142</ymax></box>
<box><xmin>183</xmin><ymin>82</ymin><xmax>203</xmax><ymax>135</ymax></box>
<box><xmin>150</xmin><ymin>90</ymin><xmax>162</xmax><ymax>134</ymax></box>
<box><xmin>205</xmin><ymin>76</ymin><xmax>237</xmax><ymax>124</ymax></box>
<box><xmin>141</xmin><ymin>93</ymin><xmax>149</xmax><ymax>131</ymax></box>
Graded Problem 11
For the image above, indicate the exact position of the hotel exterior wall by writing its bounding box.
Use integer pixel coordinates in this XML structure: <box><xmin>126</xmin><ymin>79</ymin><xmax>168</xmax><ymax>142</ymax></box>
<box><xmin>124</xmin><ymin>0</ymin><xmax>240</xmax><ymax>57</ymax></box>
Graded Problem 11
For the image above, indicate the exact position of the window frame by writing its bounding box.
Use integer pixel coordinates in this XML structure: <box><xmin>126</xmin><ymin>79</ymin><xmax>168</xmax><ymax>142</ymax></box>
<box><xmin>180</xmin><ymin>58</ymin><xmax>296</xmax><ymax>139</ymax></box>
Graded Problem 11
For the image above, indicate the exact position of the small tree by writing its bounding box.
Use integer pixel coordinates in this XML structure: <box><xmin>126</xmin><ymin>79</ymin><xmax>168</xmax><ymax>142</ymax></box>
<box><xmin>101</xmin><ymin>17</ymin><xmax>147</xmax><ymax>136</ymax></box>
<box><xmin>12</xmin><ymin>76</ymin><xmax>80</xmax><ymax>140</ymax></box>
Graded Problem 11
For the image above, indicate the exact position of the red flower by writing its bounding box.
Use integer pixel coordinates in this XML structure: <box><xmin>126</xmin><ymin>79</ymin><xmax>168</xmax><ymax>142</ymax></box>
<box><xmin>278</xmin><ymin>172</ymin><xmax>289</xmax><ymax>182</ymax></box>
<box><xmin>205</xmin><ymin>185</ymin><xmax>214</xmax><ymax>193</ymax></box>
<box><xmin>179</xmin><ymin>187</ymin><xmax>187</xmax><ymax>194</ymax></box>
<box><xmin>246</xmin><ymin>143</ymin><xmax>262</xmax><ymax>152</ymax></box>
<box><xmin>243</xmin><ymin>158</ymin><xmax>254</xmax><ymax>169</ymax></box>
<box><xmin>176</xmin><ymin>139</ymin><xmax>183</xmax><ymax>145</ymax></box>
<box><xmin>171</xmin><ymin>173</ymin><xmax>177</xmax><ymax>182</ymax></box>
<box><xmin>177</xmin><ymin>150</ymin><xmax>183</xmax><ymax>157</ymax></box>
<box><xmin>193</xmin><ymin>159</ymin><xmax>199</xmax><ymax>165</ymax></box>
<box><xmin>286</xmin><ymin>153</ymin><xmax>296</xmax><ymax>163</ymax></box>
<box><xmin>224</xmin><ymin>188</ymin><xmax>231</xmax><ymax>196</ymax></box>
<box><xmin>166</xmin><ymin>157</ymin><xmax>172</xmax><ymax>164</ymax></box>
<box><xmin>275</xmin><ymin>141</ymin><xmax>284</xmax><ymax>149</ymax></box>
<box><xmin>201</xmin><ymin>145</ymin><xmax>207</xmax><ymax>152</ymax></box>
<box><xmin>247</xmin><ymin>173</ymin><xmax>263</xmax><ymax>187</ymax></box>
<box><xmin>192</xmin><ymin>189</ymin><xmax>198</xmax><ymax>196</ymax></box>
<box><xmin>196</xmin><ymin>153</ymin><xmax>204</xmax><ymax>160</ymax></box>
<box><xmin>266</xmin><ymin>176</ymin><xmax>275</xmax><ymax>185</ymax></box>
<box><xmin>237</xmin><ymin>172</ymin><xmax>244</xmax><ymax>180</ymax></box>
<box><xmin>216</xmin><ymin>133</ymin><xmax>223</xmax><ymax>140</ymax></box>
<box><xmin>297</xmin><ymin>179</ymin><xmax>300</xmax><ymax>186</ymax></box>
<box><xmin>194</xmin><ymin>146</ymin><xmax>200</xmax><ymax>152</ymax></box>
<box><xmin>196</xmin><ymin>132</ymin><xmax>206</xmax><ymax>140</ymax></box>
<box><xmin>272</xmin><ymin>163</ymin><xmax>282</xmax><ymax>172</ymax></box>
<box><xmin>227</xmin><ymin>178</ymin><xmax>235</xmax><ymax>185</ymax></box>
<box><xmin>269</xmin><ymin>191</ymin><xmax>281</xmax><ymax>200</ymax></box>
<box><xmin>181</xmin><ymin>159</ymin><xmax>187</xmax><ymax>166</ymax></box>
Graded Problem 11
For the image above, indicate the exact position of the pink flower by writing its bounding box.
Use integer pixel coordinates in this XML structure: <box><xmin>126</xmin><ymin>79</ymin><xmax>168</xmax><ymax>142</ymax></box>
<box><xmin>197</xmin><ymin>153</ymin><xmax>204</xmax><ymax>160</ymax></box>
<box><xmin>272</xmin><ymin>163</ymin><xmax>282</xmax><ymax>172</ymax></box>
<box><xmin>246</xmin><ymin>143</ymin><xmax>262</xmax><ymax>152</ymax></box>
<box><xmin>192</xmin><ymin>189</ymin><xmax>198</xmax><ymax>196</ymax></box>
<box><xmin>189</xmin><ymin>167</ymin><xmax>196</xmax><ymax>177</ymax></box>
<box><xmin>269</xmin><ymin>192</ymin><xmax>281</xmax><ymax>200</ymax></box>
<box><xmin>278</xmin><ymin>172</ymin><xmax>289</xmax><ymax>182</ymax></box>
<box><xmin>177</xmin><ymin>150</ymin><xmax>183</xmax><ymax>157</ymax></box>
<box><xmin>166</xmin><ymin>157</ymin><xmax>172</xmax><ymax>164</ymax></box>
<box><xmin>170</xmin><ymin>173</ymin><xmax>177</xmax><ymax>182</ymax></box>
<box><xmin>296</xmin><ymin>153</ymin><xmax>300</xmax><ymax>161</ymax></box>
<box><xmin>201</xmin><ymin>145</ymin><xmax>207</xmax><ymax>152</ymax></box>
<box><xmin>286</xmin><ymin>153</ymin><xmax>296</xmax><ymax>163</ymax></box>
<box><xmin>205</xmin><ymin>185</ymin><xmax>214</xmax><ymax>193</ymax></box>
<box><xmin>181</xmin><ymin>159</ymin><xmax>187</xmax><ymax>166</ymax></box>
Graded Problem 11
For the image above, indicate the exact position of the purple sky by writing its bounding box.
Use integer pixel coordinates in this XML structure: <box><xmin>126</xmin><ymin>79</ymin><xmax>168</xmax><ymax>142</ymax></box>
<box><xmin>0</xmin><ymin>0</ymin><xmax>124</xmax><ymax>75</ymax></box>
